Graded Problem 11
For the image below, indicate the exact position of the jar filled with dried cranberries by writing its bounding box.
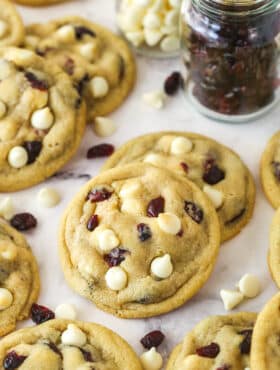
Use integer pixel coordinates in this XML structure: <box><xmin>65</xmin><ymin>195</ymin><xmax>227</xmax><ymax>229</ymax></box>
<box><xmin>181</xmin><ymin>0</ymin><xmax>280</xmax><ymax>122</ymax></box>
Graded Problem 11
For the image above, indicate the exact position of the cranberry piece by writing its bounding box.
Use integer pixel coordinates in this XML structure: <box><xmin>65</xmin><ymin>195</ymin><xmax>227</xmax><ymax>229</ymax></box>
<box><xmin>164</xmin><ymin>72</ymin><xmax>183</xmax><ymax>96</ymax></box>
<box><xmin>87</xmin><ymin>188</ymin><xmax>113</xmax><ymax>202</ymax></box>
<box><xmin>216</xmin><ymin>365</ymin><xmax>231</xmax><ymax>370</ymax></box>
<box><xmin>196</xmin><ymin>342</ymin><xmax>220</xmax><ymax>358</ymax></box>
<box><xmin>147</xmin><ymin>196</ymin><xmax>165</xmax><ymax>217</ymax></box>
<box><xmin>31</xmin><ymin>303</ymin><xmax>55</xmax><ymax>324</ymax></box>
<box><xmin>46</xmin><ymin>342</ymin><xmax>62</xmax><ymax>357</ymax></box>
<box><xmin>64</xmin><ymin>57</ymin><xmax>75</xmax><ymax>76</ymax></box>
<box><xmin>177</xmin><ymin>229</ymin><xmax>184</xmax><ymax>237</ymax></box>
<box><xmin>140</xmin><ymin>330</ymin><xmax>165</xmax><ymax>349</ymax></box>
<box><xmin>80</xmin><ymin>348</ymin><xmax>93</xmax><ymax>362</ymax></box>
<box><xmin>184</xmin><ymin>201</ymin><xmax>203</xmax><ymax>224</ymax></box>
<box><xmin>137</xmin><ymin>223</ymin><xmax>152</xmax><ymax>242</ymax></box>
<box><xmin>87</xmin><ymin>144</ymin><xmax>115</xmax><ymax>159</ymax></box>
<box><xmin>104</xmin><ymin>247</ymin><xmax>128</xmax><ymax>267</ymax></box>
<box><xmin>239</xmin><ymin>329</ymin><xmax>252</xmax><ymax>354</ymax></box>
<box><xmin>23</xmin><ymin>141</ymin><xmax>42</xmax><ymax>164</ymax></box>
<box><xmin>87</xmin><ymin>214</ymin><xmax>99</xmax><ymax>231</ymax></box>
<box><xmin>25</xmin><ymin>71</ymin><xmax>48</xmax><ymax>91</ymax></box>
<box><xmin>273</xmin><ymin>161</ymin><xmax>280</xmax><ymax>181</ymax></box>
<box><xmin>75</xmin><ymin>74</ymin><xmax>89</xmax><ymax>96</ymax></box>
<box><xmin>3</xmin><ymin>351</ymin><xmax>27</xmax><ymax>369</ymax></box>
<box><xmin>10</xmin><ymin>213</ymin><xmax>37</xmax><ymax>231</ymax></box>
<box><xmin>203</xmin><ymin>164</ymin><xmax>225</xmax><ymax>185</ymax></box>
<box><xmin>75</xmin><ymin>26</ymin><xmax>96</xmax><ymax>39</ymax></box>
<box><xmin>180</xmin><ymin>162</ymin><xmax>189</xmax><ymax>173</ymax></box>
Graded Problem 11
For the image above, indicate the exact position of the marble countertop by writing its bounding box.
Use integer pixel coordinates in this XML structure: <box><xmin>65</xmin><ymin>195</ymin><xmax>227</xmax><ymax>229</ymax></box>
<box><xmin>13</xmin><ymin>0</ymin><xmax>279</xmax><ymax>365</ymax></box>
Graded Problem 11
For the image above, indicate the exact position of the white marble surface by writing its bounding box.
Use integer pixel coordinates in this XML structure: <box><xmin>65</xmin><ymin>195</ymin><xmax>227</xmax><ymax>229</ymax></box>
<box><xmin>11</xmin><ymin>0</ymin><xmax>280</xmax><ymax>365</ymax></box>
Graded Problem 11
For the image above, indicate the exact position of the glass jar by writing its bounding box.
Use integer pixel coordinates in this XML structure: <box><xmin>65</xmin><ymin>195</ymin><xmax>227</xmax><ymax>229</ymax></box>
<box><xmin>181</xmin><ymin>0</ymin><xmax>280</xmax><ymax>122</ymax></box>
<box><xmin>116</xmin><ymin>0</ymin><xmax>182</xmax><ymax>58</ymax></box>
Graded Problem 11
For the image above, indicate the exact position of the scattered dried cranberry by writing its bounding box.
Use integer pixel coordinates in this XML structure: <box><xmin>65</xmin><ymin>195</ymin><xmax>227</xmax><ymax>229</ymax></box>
<box><xmin>216</xmin><ymin>365</ymin><xmax>231</xmax><ymax>370</ymax></box>
<box><xmin>3</xmin><ymin>351</ymin><xmax>27</xmax><ymax>369</ymax></box>
<box><xmin>137</xmin><ymin>223</ymin><xmax>152</xmax><ymax>242</ymax></box>
<box><xmin>177</xmin><ymin>229</ymin><xmax>184</xmax><ymax>237</ymax></box>
<box><xmin>140</xmin><ymin>330</ymin><xmax>165</xmax><ymax>349</ymax></box>
<box><xmin>31</xmin><ymin>303</ymin><xmax>55</xmax><ymax>324</ymax></box>
<box><xmin>164</xmin><ymin>72</ymin><xmax>183</xmax><ymax>96</ymax></box>
<box><xmin>64</xmin><ymin>57</ymin><xmax>75</xmax><ymax>76</ymax></box>
<box><xmin>87</xmin><ymin>214</ymin><xmax>99</xmax><ymax>231</ymax></box>
<box><xmin>75</xmin><ymin>26</ymin><xmax>96</xmax><ymax>39</ymax></box>
<box><xmin>239</xmin><ymin>329</ymin><xmax>252</xmax><ymax>354</ymax></box>
<box><xmin>184</xmin><ymin>201</ymin><xmax>203</xmax><ymax>223</ymax></box>
<box><xmin>87</xmin><ymin>188</ymin><xmax>113</xmax><ymax>202</ymax></box>
<box><xmin>273</xmin><ymin>161</ymin><xmax>280</xmax><ymax>181</ymax></box>
<box><xmin>196</xmin><ymin>342</ymin><xmax>220</xmax><ymax>358</ymax></box>
<box><xmin>147</xmin><ymin>196</ymin><xmax>165</xmax><ymax>217</ymax></box>
<box><xmin>10</xmin><ymin>213</ymin><xmax>37</xmax><ymax>231</ymax></box>
<box><xmin>25</xmin><ymin>71</ymin><xmax>48</xmax><ymax>91</ymax></box>
<box><xmin>80</xmin><ymin>348</ymin><xmax>93</xmax><ymax>362</ymax></box>
<box><xmin>180</xmin><ymin>162</ymin><xmax>189</xmax><ymax>174</ymax></box>
<box><xmin>104</xmin><ymin>247</ymin><xmax>128</xmax><ymax>267</ymax></box>
<box><xmin>87</xmin><ymin>144</ymin><xmax>115</xmax><ymax>159</ymax></box>
<box><xmin>203</xmin><ymin>158</ymin><xmax>225</xmax><ymax>185</ymax></box>
<box><xmin>23</xmin><ymin>141</ymin><xmax>42</xmax><ymax>164</ymax></box>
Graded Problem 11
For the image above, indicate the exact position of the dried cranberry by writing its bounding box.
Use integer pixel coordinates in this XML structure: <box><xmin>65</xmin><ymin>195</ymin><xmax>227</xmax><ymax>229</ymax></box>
<box><xmin>75</xmin><ymin>26</ymin><xmax>96</xmax><ymax>39</ymax></box>
<box><xmin>239</xmin><ymin>329</ymin><xmax>252</xmax><ymax>354</ymax></box>
<box><xmin>10</xmin><ymin>213</ymin><xmax>37</xmax><ymax>231</ymax></box>
<box><xmin>87</xmin><ymin>188</ymin><xmax>113</xmax><ymax>202</ymax></box>
<box><xmin>23</xmin><ymin>141</ymin><xmax>42</xmax><ymax>164</ymax></box>
<box><xmin>46</xmin><ymin>342</ymin><xmax>62</xmax><ymax>357</ymax></box>
<box><xmin>203</xmin><ymin>162</ymin><xmax>225</xmax><ymax>185</ymax></box>
<box><xmin>87</xmin><ymin>214</ymin><xmax>99</xmax><ymax>231</ymax></box>
<box><xmin>164</xmin><ymin>72</ymin><xmax>183</xmax><ymax>96</ymax></box>
<box><xmin>177</xmin><ymin>229</ymin><xmax>184</xmax><ymax>237</ymax></box>
<box><xmin>137</xmin><ymin>223</ymin><xmax>152</xmax><ymax>242</ymax></box>
<box><xmin>3</xmin><ymin>351</ymin><xmax>27</xmax><ymax>369</ymax></box>
<box><xmin>80</xmin><ymin>348</ymin><xmax>93</xmax><ymax>362</ymax></box>
<box><xmin>216</xmin><ymin>365</ymin><xmax>231</xmax><ymax>370</ymax></box>
<box><xmin>196</xmin><ymin>342</ymin><xmax>220</xmax><ymax>358</ymax></box>
<box><xmin>140</xmin><ymin>330</ymin><xmax>165</xmax><ymax>349</ymax></box>
<box><xmin>25</xmin><ymin>71</ymin><xmax>48</xmax><ymax>91</ymax></box>
<box><xmin>180</xmin><ymin>162</ymin><xmax>189</xmax><ymax>173</ymax></box>
<box><xmin>147</xmin><ymin>196</ymin><xmax>165</xmax><ymax>217</ymax></box>
<box><xmin>104</xmin><ymin>247</ymin><xmax>128</xmax><ymax>267</ymax></box>
<box><xmin>64</xmin><ymin>57</ymin><xmax>75</xmax><ymax>76</ymax></box>
<box><xmin>75</xmin><ymin>74</ymin><xmax>89</xmax><ymax>96</ymax></box>
<box><xmin>273</xmin><ymin>161</ymin><xmax>280</xmax><ymax>181</ymax></box>
<box><xmin>31</xmin><ymin>303</ymin><xmax>55</xmax><ymax>324</ymax></box>
<box><xmin>184</xmin><ymin>201</ymin><xmax>203</xmax><ymax>223</ymax></box>
<box><xmin>87</xmin><ymin>144</ymin><xmax>115</xmax><ymax>159</ymax></box>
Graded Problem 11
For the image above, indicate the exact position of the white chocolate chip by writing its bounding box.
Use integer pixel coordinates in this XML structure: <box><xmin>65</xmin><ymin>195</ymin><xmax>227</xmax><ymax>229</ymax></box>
<box><xmin>150</xmin><ymin>0</ymin><xmax>165</xmax><ymax>12</ymax></box>
<box><xmin>121</xmin><ymin>198</ymin><xmax>143</xmax><ymax>215</ymax></box>
<box><xmin>0</xmin><ymin>243</ymin><xmax>17</xmax><ymax>261</ymax></box>
<box><xmin>31</xmin><ymin>107</ymin><xmax>54</xmax><ymax>130</ymax></box>
<box><xmin>164</xmin><ymin>10</ymin><xmax>179</xmax><ymax>27</ymax></box>
<box><xmin>220</xmin><ymin>289</ymin><xmax>244</xmax><ymax>311</ymax></box>
<box><xmin>126</xmin><ymin>30</ymin><xmax>145</xmax><ymax>47</ymax></box>
<box><xmin>142</xmin><ymin>91</ymin><xmax>166</xmax><ymax>109</ymax></box>
<box><xmin>160</xmin><ymin>35</ymin><xmax>180</xmax><ymax>52</ymax></box>
<box><xmin>0</xmin><ymin>100</ymin><xmax>6</xmax><ymax>119</ymax></box>
<box><xmin>0</xmin><ymin>60</ymin><xmax>14</xmax><ymax>80</ymax></box>
<box><xmin>117</xmin><ymin>6</ymin><xmax>146</xmax><ymax>32</ymax></box>
<box><xmin>105</xmin><ymin>266</ymin><xmax>128</xmax><ymax>291</ymax></box>
<box><xmin>37</xmin><ymin>188</ymin><xmax>61</xmax><ymax>208</ymax></box>
<box><xmin>157</xmin><ymin>213</ymin><xmax>181</xmax><ymax>234</ymax></box>
<box><xmin>94</xmin><ymin>117</ymin><xmax>116</xmax><ymax>137</ymax></box>
<box><xmin>25</xmin><ymin>35</ymin><xmax>40</xmax><ymax>49</ymax></box>
<box><xmin>119</xmin><ymin>182</ymin><xmax>140</xmax><ymax>198</ymax></box>
<box><xmin>79</xmin><ymin>43</ymin><xmax>95</xmax><ymax>61</ymax></box>
<box><xmin>144</xmin><ymin>28</ymin><xmax>163</xmax><ymax>46</ymax></box>
<box><xmin>140</xmin><ymin>347</ymin><xmax>163</xmax><ymax>370</ymax></box>
<box><xmin>90</xmin><ymin>76</ymin><xmax>109</xmax><ymax>98</ymax></box>
<box><xmin>96</xmin><ymin>228</ymin><xmax>120</xmax><ymax>253</ymax></box>
<box><xmin>7</xmin><ymin>49</ymin><xmax>34</xmax><ymax>63</ymax></box>
<box><xmin>143</xmin><ymin>12</ymin><xmax>161</xmax><ymax>29</ymax></box>
<box><xmin>56</xmin><ymin>25</ymin><xmax>76</xmax><ymax>43</ymax></box>
<box><xmin>0</xmin><ymin>197</ymin><xmax>14</xmax><ymax>220</ymax></box>
<box><xmin>134</xmin><ymin>0</ymin><xmax>152</xmax><ymax>7</ymax></box>
<box><xmin>170</xmin><ymin>137</ymin><xmax>193</xmax><ymax>155</ymax></box>
<box><xmin>61</xmin><ymin>324</ymin><xmax>87</xmax><ymax>346</ymax></box>
<box><xmin>0</xmin><ymin>288</ymin><xmax>13</xmax><ymax>310</ymax></box>
<box><xmin>151</xmin><ymin>254</ymin><xmax>173</xmax><ymax>279</ymax></box>
<box><xmin>8</xmin><ymin>146</ymin><xmax>28</xmax><ymax>168</ymax></box>
<box><xmin>143</xmin><ymin>153</ymin><xmax>163</xmax><ymax>166</ymax></box>
<box><xmin>203</xmin><ymin>185</ymin><xmax>224</xmax><ymax>209</ymax></box>
<box><xmin>238</xmin><ymin>274</ymin><xmax>261</xmax><ymax>298</ymax></box>
<box><xmin>0</xmin><ymin>20</ymin><xmax>8</xmax><ymax>39</ymax></box>
<box><xmin>55</xmin><ymin>303</ymin><xmax>77</xmax><ymax>320</ymax></box>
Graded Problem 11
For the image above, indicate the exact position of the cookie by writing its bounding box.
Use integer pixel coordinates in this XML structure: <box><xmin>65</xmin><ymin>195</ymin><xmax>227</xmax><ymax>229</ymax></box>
<box><xmin>251</xmin><ymin>293</ymin><xmax>280</xmax><ymax>370</ymax></box>
<box><xmin>102</xmin><ymin>132</ymin><xmax>256</xmax><ymax>242</ymax></box>
<box><xmin>0</xmin><ymin>220</ymin><xmax>40</xmax><ymax>336</ymax></box>
<box><xmin>268</xmin><ymin>207</ymin><xmax>280</xmax><ymax>288</ymax></box>
<box><xmin>166</xmin><ymin>312</ymin><xmax>257</xmax><ymax>370</ymax></box>
<box><xmin>261</xmin><ymin>131</ymin><xmax>280</xmax><ymax>208</ymax></box>
<box><xmin>59</xmin><ymin>163</ymin><xmax>220</xmax><ymax>318</ymax></box>
<box><xmin>14</xmin><ymin>0</ymin><xmax>65</xmax><ymax>6</ymax></box>
<box><xmin>0</xmin><ymin>319</ymin><xmax>142</xmax><ymax>369</ymax></box>
<box><xmin>24</xmin><ymin>16</ymin><xmax>136</xmax><ymax>122</ymax></box>
<box><xmin>0</xmin><ymin>0</ymin><xmax>24</xmax><ymax>47</ymax></box>
<box><xmin>0</xmin><ymin>47</ymin><xmax>86</xmax><ymax>192</ymax></box>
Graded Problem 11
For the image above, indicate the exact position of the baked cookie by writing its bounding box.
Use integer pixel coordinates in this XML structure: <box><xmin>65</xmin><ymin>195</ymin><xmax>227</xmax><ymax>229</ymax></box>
<box><xmin>0</xmin><ymin>220</ymin><xmax>40</xmax><ymax>336</ymax></box>
<box><xmin>14</xmin><ymin>0</ymin><xmax>65</xmax><ymax>6</ymax></box>
<box><xmin>261</xmin><ymin>131</ymin><xmax>280</xmax><ymax>208</ymax></box>
<box><xmin>24</xmin><ymin>16</ymin><xmax>136</xmax><ymax>122</ymax></box>
<box><xmin>166</xmin><ymin>312</ymin><xmax>257</xmax><ymax>370</ymax></box>
<box><xmin>251</xmin><ymin>293</ymin><xmax>280</xmax><ymax>370</ymax></box>
<box><xmin>269</xmin><ymin>208</ymin><xmax>280</xmax><ymax>288</ymax></box>
<box><xmin>0</xmin><ymin>47</ymin><xmax>86</xmax><ymax>192</ymax></box>
<box><xmin>59</xmin><ymin>163</ymin><xmax>220</xmax><ymax>318</ymax></box>
<box><xmin>0</xmin><ymin>319</ymin><xmax>142</xmax><ymax>369</ymax></box>
<box><xmin>0</xmin><ymin>0</ymin><xmax>24</xmax><ymax>47</ymax></box>
<box><xmin>102</xmin><ymin>132</ymin><xmax>256</xmax><ymax>242</ymax></box>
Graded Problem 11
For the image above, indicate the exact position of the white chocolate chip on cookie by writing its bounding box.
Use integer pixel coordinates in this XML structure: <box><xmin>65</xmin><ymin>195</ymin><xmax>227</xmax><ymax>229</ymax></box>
<box><xmin>8</xmin><ymin>146</ymin><xmax>28</xmax><ymax>168</ymax></box>
<box><xmin>105</xmin><ymin>266</ymin><xmax>128</xmax><ymax>291</ymax></box>
<box><xmin>56</xmin><ymin>25</ymin><xmax>76</xmax><ymax>43</ymax></box>
<box><xmin>96</xmin><ymin>228</ymin><xmax>120</xmax><ymax>253</ymax></box>
<box><xmin>61</xmin><ymin>324</ymin><xmax>87</xmax><ymax>346</ymax></box>
<box><xmin>170</xmin><ymin>136</ymin><xmax>193</xmax><ymax>155</ymax></box>
<box><xmin>90</xmin><ymin>76</ymin><xmax>109</xmax><ymax>98</ymax></box>
<box><xmin>151</xmin><ymin>254</ymin><xmax>173</xmax><ymax>279</ymax></box>
<box><xmin>0</xmin><ymin>288</ymin><xmax>13</xmax><ymax>310</ymax></box>
<box><xmin>140</xmin><ymin>347</ymin><xmax>163</xmax><ymax>370</ymax></box>
<box><xmin>157</xmin><ymin>213</ymin><xmax>181</xmax><ymax>234</ymax></box>
<box><xmin>203</xmin><ymin>185</ymin><xmax>224</xmax><ymax>209</ymax></box>
<box><xmin>31</xmin><ymin>107</ymin><xmax>54</xmax><ymax>130</ymax></box>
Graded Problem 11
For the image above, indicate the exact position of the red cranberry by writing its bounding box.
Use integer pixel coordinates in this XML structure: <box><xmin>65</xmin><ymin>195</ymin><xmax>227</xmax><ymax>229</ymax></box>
<box><xmin>147</xmin><ymin>197</ymin><xmax>165</xmax><ymax>217</ymax></box>
<box><xmin>196</xmin><ymin>342</ymin><xmax>220</xmax><ymax>358</ymax></box>
<box><xmin>87</xmin><ymin>214</ymin><xmax>99</xmax><ymax>231</ymax></box>
<box><xmin>25</xmin><ymin>71</ymin><xmax>48</xmax><ymax>91</ymax></box>
<box><xmin>180</xmin><ymin>162</ymin><xmax>189</xmax><ymax>173</ymax></box>
<box><xmin>203</xmin><ymin>162</ymin><xmax>225</xmax><ymax>185</ymax></box>
<box><xmin>10</xmin><ymin>213</ymin><xmax>37</xmax><ymax>231</ymax></box>
<box><xmin>273</xmin><ymin>161</ymin><xmax>280</xmax><ymax>181</ymax></box>
<box><xmin>164</xmin><ymin>72</ymin><xmax>183</xmax><ymax>96</ymax></box>
<box><xmin>31</xmin><ymin>303</ymin><xmax>55</xmax><ymax>324</ymax></box>
<box><xmin>137</xmin><ymin>223</ymin><xmax>152</xmax><ymax>242</ymax></box>
<box><xmin>140</xmin><ymin>330</ymin><xmax>165</xmax><ymax>349</ymax></box>
<box><xmin>23</xmin><ymin>141</ymin><xmax>42</xmax><ymax>164</ymax></box>
<box><xmin>177</xmin><ymin>229</ymin><xmax>184</xmax><ymax>237</ymax></box>
<box><xmin>104</xmin><ymin>248</ymin><xmax>128</xmax><ymax>267</ymax></box>
<box><xmin>3</xmin><ymin>351</ymin><xmax>27</xmax><ymax>369</ymax></box>
<box><xmin>75</xmin><ymin>74</ymin><xmax>89</xmax><ymax>96</ymax></box>
<box><xmin>87</xmin><ymin>188</ymin><xmax>113</xmax><ymax>202</ymax></box>
<box><xmin>75</xmin><ymin>26</ymin><xmax>96</xmax><ymax>39</ymax></box>
<box><xmin>46</xmin><ymin>342</ymin><xmax>62</xmax><ymax>357</ymax></box>
<box><xmin>64</xmin><ymin>58</ymin><xmax>75</xmax><ymax>76</ymax></box>
<box><xmin>184</xmin><ymin>201</ymin><xmax>203</xmax><ymax>224</ymax></box>
<box><xmin>239</xmin><ymin>330</ymin><xmax>252</xmax><ymax>354</ymax></box>
<box><xmin>80</xmin><ymin>348</ymin><xmax>93</xmax><ymax>362</ymax></box>
<box><xmin>87</xmin><ymin>144</ymin><xmax>115</xmax><ymax>159</ymax></box>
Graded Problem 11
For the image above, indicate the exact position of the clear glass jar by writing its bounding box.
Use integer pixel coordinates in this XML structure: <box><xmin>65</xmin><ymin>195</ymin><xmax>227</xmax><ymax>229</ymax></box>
<box><xmin>181</xmin><ymin>0</ymin><xmax>280</xmax><ymax>122</ymax></box>
<box><xmin>116</xmin><ymin>0</ymin><xmax>182</xmax><ymax>58</ymax></box>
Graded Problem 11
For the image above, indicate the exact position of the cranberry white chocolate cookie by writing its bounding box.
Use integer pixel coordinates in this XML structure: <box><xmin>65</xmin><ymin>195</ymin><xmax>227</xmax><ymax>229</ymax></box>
<box><xmin>24</xmin><ymin>16</ymin><xmax>136</xmax><ymax>122</ymax></box>
<box><xmin>166</xmin><ymin>312</ymin><xmax>257</xmax><ymax>370</ymax></box>
<box><xmin>102</xmin><ymin>132</ymin><xmax>256</xmax><ymax>242</ymax></box>
<box><xmin>0</xmin><ymin>0</ymin><xmax>24</xmax><ymax>47</ymax></box>
<box><xmin>261</xmin><ymin>131</ymin><xmax>280</xmax><ymax>208</ymax></box>
<box><xmin>0</xmin><ymin>220</ymin><xmax>40</xmax><ymax>336</ymax></box>
<box><xmin>59</xmin><ymin>164</ymin><xmax>220</xmax><ymax>318</ymax></box>
<box><xmin>0</xmin><ymin>47</ymin><xmax>86</xmax><ymax>192</ymax></box>
<box><xmin>268</xmin><ymin>208</ymin><xmax>280</xmax><ymax>288</ymax></box>
<box><xmin>0</xmin><ymin>319</ymin><xmax>142</xmax><ymax>369</ymax></box>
